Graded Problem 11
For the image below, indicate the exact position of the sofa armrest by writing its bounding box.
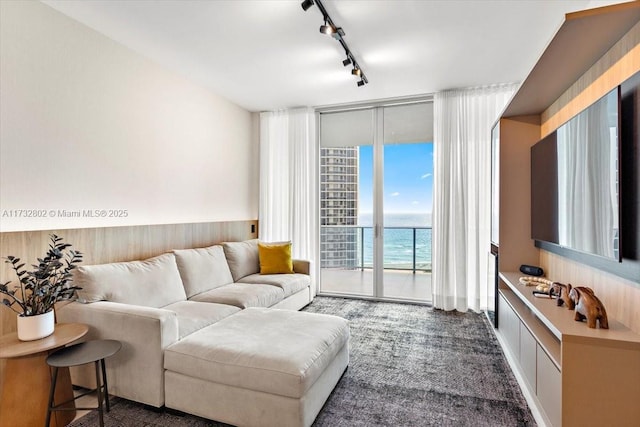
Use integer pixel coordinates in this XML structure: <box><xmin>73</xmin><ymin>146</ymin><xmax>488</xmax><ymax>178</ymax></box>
<box><xmin>292</xmin><ymin>259</ymin><xmax>311</xmax><ymax>275</ymax></box>
<box><xmin>56</xmin><ymin>301</ymin><xmax>179</xmax><ymax>407</ymax></box>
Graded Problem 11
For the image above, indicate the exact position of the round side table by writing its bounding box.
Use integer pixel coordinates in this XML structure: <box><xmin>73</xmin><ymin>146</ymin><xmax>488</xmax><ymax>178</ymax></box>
<box><xmin>0</xmin><ymin>323</ymin><xmax>88</xmax><ymax>427</ymax></box>
<box><xmin>46</xmin><ymin>340</ymin><xmax>122</xmax><ymax>427</ymax></box>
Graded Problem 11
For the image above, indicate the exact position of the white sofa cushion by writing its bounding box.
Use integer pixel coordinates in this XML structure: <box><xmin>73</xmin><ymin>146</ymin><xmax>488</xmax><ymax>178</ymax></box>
<box><xmin>173</xmin><ymin>245</ymin><xmax>234</xmax><ymax>298</ymax></box>
<box><xmin>74</xmin><ymin>253</ymin><xmax>187</xmax><ymax>308</ymax></box>
<box><xmin>164</xmin><ymin>308</ymin><xmax>350</xmax><ymax>399</ymax></box>
<box><xmin>163</xmin><ymin>301</ymin><xmax>241</xmax><ymax>339</ymax></box>
<box><xmin>189</xmin><ymin>283</ymin><xmax>284</xmax><ymax>309</ymax></box>
<box><xmin>238</xmin><ymin>273</ymin><xmax>310</xmax><ymax>298</ymax></box>
<box><xmin>222</xmin><ymin>239</ymin><xmax>259</xmax><ymax>281</ymax></box>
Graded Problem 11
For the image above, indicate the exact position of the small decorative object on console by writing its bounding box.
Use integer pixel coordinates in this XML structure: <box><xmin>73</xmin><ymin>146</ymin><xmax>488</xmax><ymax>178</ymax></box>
<box><xmin>568</xmin><ymin>286</ymin><xmax>609</xmax><ymax>329</ymax></box>
<box><xmin>519</xmin><ymin>276</ymin><xmax>554</xmax><ymax>293</ymax></box>
<box><xmin>519</xmin><ymin>264</ymin><xmax>544</xmax><ymax>276</ymax></box>
<box><xmin>551</xmin><ymin>282</ymin><xmax>573</xmax><ymax>308</ymax></box>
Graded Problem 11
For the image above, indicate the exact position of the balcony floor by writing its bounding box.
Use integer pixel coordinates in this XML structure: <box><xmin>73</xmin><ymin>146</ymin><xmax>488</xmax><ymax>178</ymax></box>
<box><xmin>320</xmin><ymin>268</ymin><xmax>432</xmax><ymax>302</ymax></box>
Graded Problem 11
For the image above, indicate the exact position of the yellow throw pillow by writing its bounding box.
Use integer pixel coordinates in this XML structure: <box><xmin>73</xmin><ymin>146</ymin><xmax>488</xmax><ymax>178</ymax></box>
<box><xmin>258</xmin><ymin>241</ymin><xmax>294</xmax><ymax>275</ymax></box>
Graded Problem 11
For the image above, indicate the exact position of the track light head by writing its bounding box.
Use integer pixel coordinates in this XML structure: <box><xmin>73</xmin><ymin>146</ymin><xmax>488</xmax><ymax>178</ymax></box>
<box><xmin>342</xmin><ymin>57</ymin><xmax>352</xmax><ymax>67</ymax></box>
<box><xmin>301</xmin><ymin>0</ymin><xmax>314</xmax><ymax>11</ymax></box>
<box><xmin>357</xmin><ymin>79</ymin><xmax>365</xmax><ymax>87</ymax></box>
<box><xmin>319</xmin><ymin>23</ymin><xmax>335</xmax><ymax>35</ymax></box>
<box><xmin>351</xmin><ymin>67</ymin><xmax>362</xmax><ymax>77</ymax></box>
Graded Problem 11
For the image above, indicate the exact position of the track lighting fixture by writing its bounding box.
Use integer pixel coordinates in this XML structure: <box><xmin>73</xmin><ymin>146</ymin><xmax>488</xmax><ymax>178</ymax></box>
<box><xmin>300</xmin><ymin>0</ymin><xmax>368</xmax><ymax>87</ymax></box>
<box><xmin>319</xmin><ymin>21</ymin><xmax>335</xmax><ymax>35</ymax></box>
<box><xmin>356</xmin><ymin>75</ymin><xmax>368</xmax><ymax>87</ymax></box>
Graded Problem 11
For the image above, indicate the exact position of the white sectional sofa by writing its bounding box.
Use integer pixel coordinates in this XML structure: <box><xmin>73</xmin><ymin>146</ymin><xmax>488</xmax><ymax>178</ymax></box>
<box><xmin>57</xmin><ymin>239</ymin><xmax>349</xmax><ymax>427</ymax></box>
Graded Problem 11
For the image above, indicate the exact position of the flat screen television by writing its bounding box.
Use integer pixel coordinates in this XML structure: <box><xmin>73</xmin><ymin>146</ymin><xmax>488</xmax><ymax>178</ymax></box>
<box><xmin>531</xmin><ymin>87</ymin><xmax>621</xmax><ymax>261</ymax></box>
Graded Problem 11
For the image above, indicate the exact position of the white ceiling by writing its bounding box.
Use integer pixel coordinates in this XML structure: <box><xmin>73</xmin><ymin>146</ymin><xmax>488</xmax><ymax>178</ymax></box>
<box><xmin>42</xmin><ymin>0</ymin><xmax>625</xmax><ymax>112</ymax></box>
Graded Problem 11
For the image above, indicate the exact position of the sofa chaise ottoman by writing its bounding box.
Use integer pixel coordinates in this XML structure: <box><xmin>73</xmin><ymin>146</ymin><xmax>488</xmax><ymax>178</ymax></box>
<box><xmin>164</xmin><ymin>307</ymin><xmax>350</xmax><ymax>427</ymax></box>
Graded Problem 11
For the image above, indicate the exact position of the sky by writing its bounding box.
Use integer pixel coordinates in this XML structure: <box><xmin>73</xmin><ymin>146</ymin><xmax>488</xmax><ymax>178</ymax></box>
<box><xmin>358</xmin><ymin>143</ymin><xmax>433</xmax><ymax>214</ymax></box>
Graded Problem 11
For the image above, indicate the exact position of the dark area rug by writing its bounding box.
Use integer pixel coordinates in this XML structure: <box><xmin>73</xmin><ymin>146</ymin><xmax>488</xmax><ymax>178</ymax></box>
<box><xmin>69</xmin><ymin>297</ymin><xmax>535</xmax><ymax>427</ymax></box>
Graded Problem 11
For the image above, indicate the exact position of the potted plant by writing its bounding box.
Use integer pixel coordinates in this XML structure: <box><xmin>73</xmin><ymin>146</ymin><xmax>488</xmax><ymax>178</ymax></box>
<box><xmin>0</xmin><ymin>234</ymin><xmax>82</xmax><ymax>341</ymax></box>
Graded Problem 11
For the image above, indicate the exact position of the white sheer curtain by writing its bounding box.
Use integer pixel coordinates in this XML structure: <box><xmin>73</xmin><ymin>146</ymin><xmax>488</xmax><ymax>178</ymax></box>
<box><xmin>259</xmin><ymin>107</ymin><xmax>319</xmax><ymax>295</ymax></box>
<box><xmin>432</xmin><ymin>84</ymin><xmax>517</xmax><ymax>312</ymax></box>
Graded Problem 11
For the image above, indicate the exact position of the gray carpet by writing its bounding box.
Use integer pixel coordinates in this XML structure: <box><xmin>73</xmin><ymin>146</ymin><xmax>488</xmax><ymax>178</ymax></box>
<box><xmin>70</xmin><ymin>297</ymin><xmax>535</xmax><ymax>427</ymax></box>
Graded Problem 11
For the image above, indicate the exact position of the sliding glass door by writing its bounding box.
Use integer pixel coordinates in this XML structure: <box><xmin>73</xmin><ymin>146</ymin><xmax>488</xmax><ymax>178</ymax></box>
<box><xmin>380</xmin><ymin>103</ymin><xmax>433</xmax><ymax>300</ymax></box>
<box><xmin>319</xmin><ymin>108</ymin><xmax>374</xmax><ymax>296</ymax></box>
<box><xmin>319</xmin><ymin>101</ymin><xmax>433</xmax><ymax>302</ymax></box>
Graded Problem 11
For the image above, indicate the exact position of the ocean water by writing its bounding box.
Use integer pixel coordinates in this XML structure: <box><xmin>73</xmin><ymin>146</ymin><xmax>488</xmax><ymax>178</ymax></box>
<box><xmin>359</xmin><ymin>213</ymin><xmax>432</xmax><ymax>270</ymax></box>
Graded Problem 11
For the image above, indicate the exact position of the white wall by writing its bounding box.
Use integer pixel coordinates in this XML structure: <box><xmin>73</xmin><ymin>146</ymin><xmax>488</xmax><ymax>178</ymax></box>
<box><xmin>0</xmin><ymin>1</ymin><xmax>258</xmax><ymax>232</ymax></box>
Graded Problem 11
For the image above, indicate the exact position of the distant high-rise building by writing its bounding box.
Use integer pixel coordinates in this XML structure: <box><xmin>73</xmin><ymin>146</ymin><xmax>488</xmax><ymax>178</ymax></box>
<box><xmin>320</xmin><ymin>147</ymin><xmax>359</xmax><ymax>268</ymax></box>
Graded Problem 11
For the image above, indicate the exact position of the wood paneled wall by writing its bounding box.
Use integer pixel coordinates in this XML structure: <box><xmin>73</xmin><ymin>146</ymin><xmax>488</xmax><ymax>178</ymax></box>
<box><xmin>539</xmin><ymin>22</ymin><xmax>640</xmax><ymax>334</ymax></box>
<box><xmin>497</xmin><ymin>115</ymin><xmax>541</xmax><ymax>273</ymax></box>
<box><xmin>540</xmin><ymin>251</ymin><xmax>640</xmax><ymax>333</ymax></box>
<box><xmin>0</xmin><ymin>220</ymin><xmax>258</xmax><ymax>336</ymax></box>
<box><xmin>541</xmin><ymin>21</ymin><xmax>640</xmax><ymax>136</ymax></box>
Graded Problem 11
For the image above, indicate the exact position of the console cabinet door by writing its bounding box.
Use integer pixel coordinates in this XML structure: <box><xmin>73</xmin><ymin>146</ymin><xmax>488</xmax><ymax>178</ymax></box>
<box><xmin>498</xmin><ymin>294</ymin><xmax>520</xmax><ymax>359</ymax></box>
<box><xmin>537</xmin><ymin>345</ymin><xmax>561</xmax><ymax>427</ymax></box>
<box><xmin>519</xmin><ymin>323</ymin><xmax>537</xmax><ymax>392</ymax></box>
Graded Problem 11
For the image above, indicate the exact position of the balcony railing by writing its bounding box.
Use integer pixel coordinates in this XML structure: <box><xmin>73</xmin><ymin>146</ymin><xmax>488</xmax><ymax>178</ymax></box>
<box><xmin>320</xmin><ymin>225</ymin><xmax>432</xmax><ymax>273</ymax></box>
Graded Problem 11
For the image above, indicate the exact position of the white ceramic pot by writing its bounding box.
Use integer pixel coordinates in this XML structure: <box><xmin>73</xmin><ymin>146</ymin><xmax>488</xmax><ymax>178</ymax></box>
<box><xmin>17</xmin><ymin>310</ymin><xmax>55</xmax><ymax>341</ymax></box>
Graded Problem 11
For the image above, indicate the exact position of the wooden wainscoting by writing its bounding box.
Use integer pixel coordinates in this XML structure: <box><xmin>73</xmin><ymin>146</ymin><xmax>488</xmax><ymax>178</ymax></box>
<box><xmin>0</xmin><ymin>220</ymin><xmax>258</xmax><ymax>381</ymax></box>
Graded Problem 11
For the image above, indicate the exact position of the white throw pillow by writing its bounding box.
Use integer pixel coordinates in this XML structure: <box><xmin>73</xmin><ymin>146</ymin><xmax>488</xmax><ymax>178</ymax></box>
<box><xmin>222</xmin><ymin>239</ymin><xmax>260</xmax><ymax>281</ymax></box>
<box><xmin>74</xmin><ymin>253</ymin><xmax>187</xmax><ymax>308</ymax></box>
<box><xmin>173</xmin><ymin>245</ymin><xmax>234</xmax><ymax>298</ymax></box>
